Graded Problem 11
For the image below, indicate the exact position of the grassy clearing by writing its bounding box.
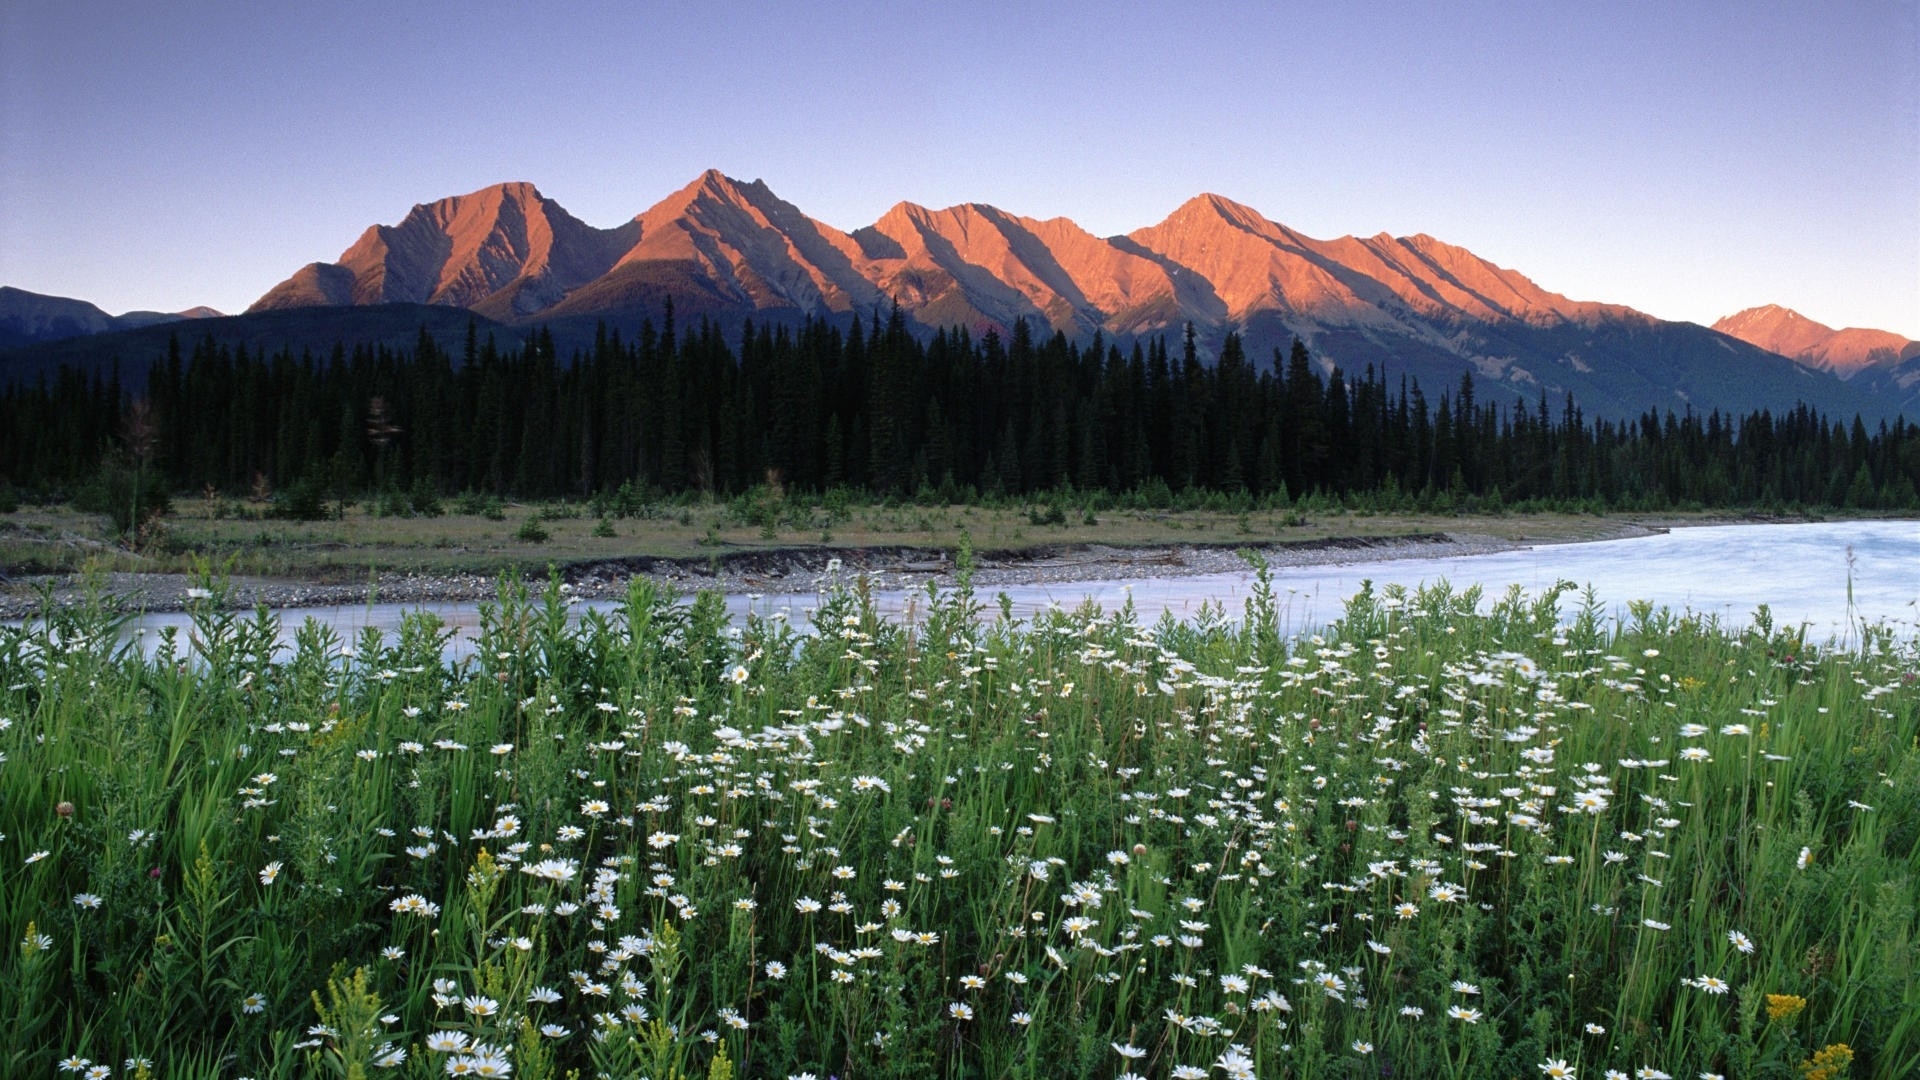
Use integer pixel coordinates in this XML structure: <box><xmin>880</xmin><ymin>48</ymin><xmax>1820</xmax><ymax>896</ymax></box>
<box><xmin>2</xmin><ymin>567</ymin><xmax>1915</xmax><ymax>1079</ymax></box>
<box><xmin>4</xmin><ymin>497</ymin><xmax>1706</xmax><ymax>581</ymax></box>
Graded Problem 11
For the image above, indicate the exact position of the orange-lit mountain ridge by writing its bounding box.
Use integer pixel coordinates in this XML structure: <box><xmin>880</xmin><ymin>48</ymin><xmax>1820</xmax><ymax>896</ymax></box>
<box><xmin>233</xmin><ymin>171</ymin><xmax>1911</xmax><ymax>420</ymax></box>
<box><xmin>1712</xmin><ymin>305</ymin><xmax>1917</xmax><ymax>377</ymax></box>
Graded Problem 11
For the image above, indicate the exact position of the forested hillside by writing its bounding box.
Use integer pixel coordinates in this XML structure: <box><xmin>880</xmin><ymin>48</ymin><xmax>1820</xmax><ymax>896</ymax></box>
<box><xmin>4</xmin><ymin>305</ymin><xmax>1917</xmax><ymax>512</ymax></box>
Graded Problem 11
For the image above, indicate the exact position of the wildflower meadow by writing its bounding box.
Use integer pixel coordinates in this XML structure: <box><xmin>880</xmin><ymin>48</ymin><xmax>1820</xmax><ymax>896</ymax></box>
<box><xmin>2</xmin><ymin>556</ymin><xmax>1914</xmax><ymax>1079</ymax></box>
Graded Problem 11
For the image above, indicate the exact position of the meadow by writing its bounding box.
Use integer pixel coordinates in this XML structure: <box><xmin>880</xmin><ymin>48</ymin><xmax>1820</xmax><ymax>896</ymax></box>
<box><xmin>1</xmin><ymin>557</ymin><xmax>1914</xmax><ymax>1079</ymax></box>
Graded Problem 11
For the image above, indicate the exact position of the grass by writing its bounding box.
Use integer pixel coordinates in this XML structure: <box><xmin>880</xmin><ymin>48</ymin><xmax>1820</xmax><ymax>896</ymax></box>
<box><xmin>2</xmin><ymin>496</ymin><xmax>1748</xmax><ymax>582</ymax></box>
<box><xmin>1</xmin><ymin>564</ymin><xmax>1915</xmax><ymax>1079</ymax></box>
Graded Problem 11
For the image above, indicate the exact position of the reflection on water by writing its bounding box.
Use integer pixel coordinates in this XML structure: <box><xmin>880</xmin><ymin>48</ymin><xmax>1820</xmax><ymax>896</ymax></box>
<box><xmin>109</xmin><ymin>520</ymin><xmax>1918</xmax><ymax>661</ymax></box>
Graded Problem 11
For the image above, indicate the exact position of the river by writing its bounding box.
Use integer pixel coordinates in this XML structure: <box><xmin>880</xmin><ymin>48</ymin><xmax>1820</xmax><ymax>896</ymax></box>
<box><xmin>93</xmin><ymin>519</ymin><xmax>1916</xmax><ymax>660</ymax></box>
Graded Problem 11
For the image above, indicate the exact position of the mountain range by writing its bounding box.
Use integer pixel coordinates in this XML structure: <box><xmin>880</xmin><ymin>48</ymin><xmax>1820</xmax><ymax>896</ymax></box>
<box><xmin>5</xmin><ymin>170</ymin><xmax>1916</xmax><ymax>420</ymax></box>
<box><xmin>0</xmin><ymin>285</ymin><xmax>221</xmax><ymax>351</ymax></box>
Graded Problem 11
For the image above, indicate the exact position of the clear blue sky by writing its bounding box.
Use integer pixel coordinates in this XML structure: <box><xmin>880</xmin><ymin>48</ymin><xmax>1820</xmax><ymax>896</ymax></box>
<box><xmin>3</xmin><ymin>0</ymin><xmax>1915</xmax><ymax>337</ymax></box>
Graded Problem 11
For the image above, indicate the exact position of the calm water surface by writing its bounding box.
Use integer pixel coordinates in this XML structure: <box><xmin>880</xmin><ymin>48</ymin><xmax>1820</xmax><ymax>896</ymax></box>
<box><xmin>111</xmin><ymin>520</ymin><xmax>1917</xmax><ymax>660</ymax></box>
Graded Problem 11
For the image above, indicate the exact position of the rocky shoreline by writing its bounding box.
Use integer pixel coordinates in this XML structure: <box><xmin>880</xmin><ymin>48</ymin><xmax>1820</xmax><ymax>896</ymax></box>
<box><xmin>0</xmin><ymin>527</ymin><xmax>1662</xmax><ymax>622</ymax></box>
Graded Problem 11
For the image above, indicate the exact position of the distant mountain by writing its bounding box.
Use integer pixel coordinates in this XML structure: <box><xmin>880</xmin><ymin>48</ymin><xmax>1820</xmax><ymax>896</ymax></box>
<box><xmin>0</xmin><ymin>286</ymin><xmax>116</xmax><ymax>348</ymax></box>
<box><xmin>1713</xmin><ymin>305</ymin><xmax>1920</xmax><ymax>417</ymax></box>
<box><xmin>251</xmin><ymin>181</ymin><xmax>637</xmax><ymax>321</ymax></box>
<box><xmin>0</xmin><ymin>304</ymin><xmax>509</xmax><ymax>389</ymax></box>
<box><xmin>537</xmin><ymin>170</ymin><xmax>886</xmax><ymax>327</ymax></box>
<box><xmin>0</xmin><ymin>286</ymin><xmax>222</xmax><ymax>350</ymax></box>
<box><xmin>1712</xmin><ymin>305</ymin><xmax>1917</xmax><ymax>375</ymax></box>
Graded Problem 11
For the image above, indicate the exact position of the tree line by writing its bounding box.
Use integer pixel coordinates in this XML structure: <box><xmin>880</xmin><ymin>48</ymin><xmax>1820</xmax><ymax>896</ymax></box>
<box><xmin>3</xmin><ymin>302</ymin><xmax>1918</xmax><ymax>514</ymax></box>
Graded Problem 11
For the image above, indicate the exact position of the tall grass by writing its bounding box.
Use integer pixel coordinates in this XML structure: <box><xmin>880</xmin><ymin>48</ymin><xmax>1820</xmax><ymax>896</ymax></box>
<box><xmin>1</xmin><ymin>566</ymin><xmax>1914</xmax><ymax>1079</ymax></box>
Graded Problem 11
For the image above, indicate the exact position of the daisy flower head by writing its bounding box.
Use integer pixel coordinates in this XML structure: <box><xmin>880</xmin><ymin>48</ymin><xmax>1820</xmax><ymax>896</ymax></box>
<box><xmin>1215</xmin><ymin>1046</ymin><xmax>1256</xmax><ymax>1079</ymax></box>
<box><xmin>389</xmin><ymin>893</ymin><xmax>441</xmax><ymax>917</ymax></box>
<box><xmin>424</xmin><ymin>1031</ymin><xmax>470</xmax><ymax>1053</ymax></box>
<box><xmin>465</xmin><ymin>1050</ymin><xmax>512</xmax><ymax>1078</ymax></box>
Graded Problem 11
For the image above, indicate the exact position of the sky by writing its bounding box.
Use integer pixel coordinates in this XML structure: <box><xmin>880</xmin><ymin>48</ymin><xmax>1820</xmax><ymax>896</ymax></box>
<box><xmin>3</xmin><ymin>1</ymin><xmax>1916</xmax><ymax>338</ymax></box>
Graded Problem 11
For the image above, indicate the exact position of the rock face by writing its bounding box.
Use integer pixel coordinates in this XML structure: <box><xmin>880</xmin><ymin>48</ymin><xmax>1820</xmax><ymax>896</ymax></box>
<box><xmin>229</xmin><ymin>171</ymin><xmax>1909</xmax><ymax>419</ymax></box>
<box><xmin>1712</xmin><ymin>305</ymin><xmax>1916</xmax><ymax>377</ymax></box>
<box><xmin>856</xmin><ymin>201</ymin><xmax>1185</xmax><ymax>338</ymax></box>
<box><xmin>1120</xmin><ymin>193</ymin><xmax>1644</xmax><ymax>353</ymax></box>
<box><xmin>540</xmin><ymin>170</ymin><xmax>882</xmax><ymax>323</ymax></box>
<box><xmin>250</xmin><ymin>181</ymin><xmax>639</xmax><ymax>321</ymax></box>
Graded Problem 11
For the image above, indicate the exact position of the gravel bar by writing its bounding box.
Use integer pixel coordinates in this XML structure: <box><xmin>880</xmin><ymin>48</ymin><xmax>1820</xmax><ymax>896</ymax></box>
<box><xmin>0</xmin><ymin>528</ymin><xmax>1657</xmax><ymax>621</ymax></box>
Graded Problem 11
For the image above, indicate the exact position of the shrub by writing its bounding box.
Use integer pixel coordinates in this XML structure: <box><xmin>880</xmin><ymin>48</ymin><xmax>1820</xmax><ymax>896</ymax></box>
<box><xmin>72</xmin><ymin>459</ymin><xmax>172</xmax><ymax>538</ymax></box>
<box><xmin>268</xmin><ymin>475</ymin><xmax>330</xmax><ymax>521</ymax></box>
<box><xmin>408</xmin><ymin>477</ymin><xmax>443</xmax><ymax>517</ymax></box>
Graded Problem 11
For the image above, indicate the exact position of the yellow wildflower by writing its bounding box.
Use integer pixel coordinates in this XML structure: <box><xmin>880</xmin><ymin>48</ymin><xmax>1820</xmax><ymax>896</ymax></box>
<box><xmin>1800</xmin><ymin>1042</ymin><xmax>1852</xmax><ymax>1080</ymax></box>
<box><xmin>1766</xmin><ymin>993</ymin><xmax>1807</xmax><ymax>1022</ymax></box>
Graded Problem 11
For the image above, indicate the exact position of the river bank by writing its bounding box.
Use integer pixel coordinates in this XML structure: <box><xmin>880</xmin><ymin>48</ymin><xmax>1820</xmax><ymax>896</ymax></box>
<box><xmin>0</xmin><ymin>522</ymin><xmax>1674</xmax><ymax>620</ymax></box>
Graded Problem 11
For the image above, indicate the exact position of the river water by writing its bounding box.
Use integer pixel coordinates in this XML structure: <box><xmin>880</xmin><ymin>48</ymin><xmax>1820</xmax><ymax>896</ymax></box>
<box><xmin>107</xmin><ymin>520</ymin><xmax>1919</xmax><ymax>658</ymax></box>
